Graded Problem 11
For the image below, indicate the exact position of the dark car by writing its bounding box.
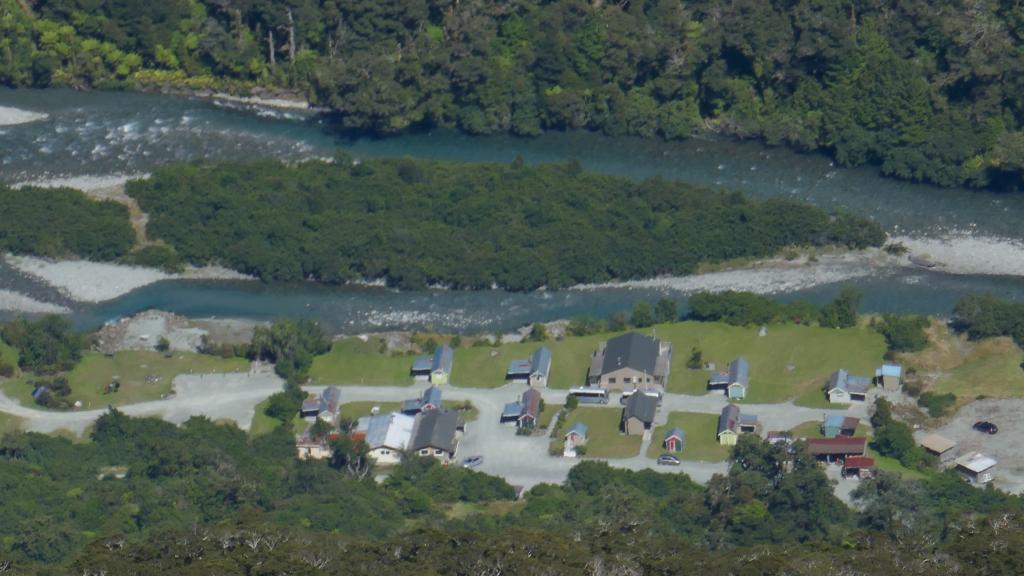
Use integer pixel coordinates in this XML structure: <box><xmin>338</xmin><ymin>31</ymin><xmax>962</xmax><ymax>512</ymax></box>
<box><xmin>657</xmin><ymin>454</ymin><xmax>681</xmax><ymax>466</ymax></box>
<box><xmin>461</xmin><ymin>455</ymin><xmax>484</xmax><ymax>468</ymax></box>
<box><xmin>973</xmin><ymin>421</ymin><xmax>998</xmax><ymax>434</ymax></box>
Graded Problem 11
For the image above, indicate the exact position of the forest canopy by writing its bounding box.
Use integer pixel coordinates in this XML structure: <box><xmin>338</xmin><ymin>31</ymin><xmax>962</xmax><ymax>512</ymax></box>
<box><xmin>125</xmin><ymin>157</ymin><xmax>884</xmax><ymax>290</ymax></box>
<box><xmin>3</xmin><ymin>0</ymin><xmax>1024</xmax><ymax>190</ymax></box>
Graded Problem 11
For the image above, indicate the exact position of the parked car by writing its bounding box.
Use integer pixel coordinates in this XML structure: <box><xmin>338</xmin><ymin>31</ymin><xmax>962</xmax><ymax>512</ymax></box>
<box><xmin>973</xmin><ymin>421</ymin><xmax>999</xmax><ymax>434</ymax></box>
<box><xmin>461</xmin><ymin>455</ymin><xmax>484</xmax><ymax>468</ymax></box>
<box><xmin>657</xmin><ymin>454</ymin><xmax>681</xmax><ymax>466</ymax></box>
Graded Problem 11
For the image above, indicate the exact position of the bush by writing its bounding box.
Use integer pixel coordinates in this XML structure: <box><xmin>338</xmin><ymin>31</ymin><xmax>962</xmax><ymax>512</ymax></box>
<box><xmin>0</xmin><ymin>362</ymin><xmax>14</xmax><ymax>378</ymax></box>
<box><xmin>121</xmin><ymin>244</ymin><xmax>185</xmax><ymax>273</ymax></box>
<box><xmin>1</xmin><ymin>316</ymin><xmax>82</xmax><ymax>374</ymax></box>
<box><xmin>917</xmin><ymin>392</ymin><xmax>957</xmax><ymax>418</ymax></box>
<box><xmin>875</xmin><ymin>314</ymin><xmax>930</xmax><ymax>353</ymax></box>
<box><xmin>687</xmin><ymin>347</ymin><xmax>703</xmax><ymax>370</ymax></box>
<box><xmin>819</xmin><ymin>287</ymin><xmax>862</xmax><ymax>329</ymax></box>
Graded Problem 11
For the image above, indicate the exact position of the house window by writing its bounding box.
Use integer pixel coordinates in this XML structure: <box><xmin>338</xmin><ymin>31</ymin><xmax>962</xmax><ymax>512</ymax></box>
<box><xmin>381</xmin><ymin>449</ymin><xmax>389</xmax><ymax>455</ymax></box>
<box><xmin>420</xmin><ymin>449</ymin><xmax>429</xmax><ymax>455</ymax></box>
<box><xmin>608</xmin><ymin>378</ymin><xmax>616</xmax><ymax>384</ymax></box>
<box><xmin>435</xmin><ymin>449</ymin><xmax>443</xmax><ymax>455</ymax></box>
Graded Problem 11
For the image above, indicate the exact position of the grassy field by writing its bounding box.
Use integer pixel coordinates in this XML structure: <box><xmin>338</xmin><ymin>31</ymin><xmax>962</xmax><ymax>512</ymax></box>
<box><xmin>308</xmin><ymin>321</ymin><xmax>886</xmax><ymax>398</ymax></box>
<box><xmin>895</xmin><ymin>321</ymin><xmax>1024</xmax><ymax>400</ymax></box>
<box><xmin>646</xmin><ymin>412</ymin><xmax>731</xmax><ymax>461</ymax></box>
<box><xmin>310</xmin><ymin>338</ymin><xmax>415</xmax><ymax>386</ymax></box>
<box><xmin>538</xmin><ymin>403</ymin><xmax>560</xmax><ymax>429</ymax></box>
<box><xmin>0</xmin><ymin>341</ymin><xmax>18</xmax><ymax>375</ymax></box>
<box><xmin>0</xmin><ymin>412</ymin><xmax>23</xmax><ymax>436</ymax></box>
<box><xmin>550</xmin><ymin>406</ymin><xmax>641</xmax><ymax>459</ymax></box>
<box><xmin>0</xmin><ymin>351</ymin><xmax>248</xmax><ymax>410</ymax></box>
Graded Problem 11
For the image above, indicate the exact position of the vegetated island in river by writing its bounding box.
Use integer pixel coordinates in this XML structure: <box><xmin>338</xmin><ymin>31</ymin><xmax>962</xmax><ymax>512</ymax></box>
<box><xmin>119</xmin><ymin>156</ymin><xmax>885</xmax><ymax>291</ymax></box>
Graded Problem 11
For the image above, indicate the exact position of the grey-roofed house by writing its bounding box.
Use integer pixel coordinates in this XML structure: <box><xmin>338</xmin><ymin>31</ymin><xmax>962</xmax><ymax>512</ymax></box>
<box><xmin>299</xmin><ymin>386</ymin><xmax>341</xmax><ymax>421</ymax></box>
<box><xmin>505</xmin><ymin>346</ymin><xmax>554</xmax><ymax>387</ymax></box>
<box><xmin>401</xmin><ymin>385</ymin><xmax>443</xmax><ymax>415</ymax></box>
<box><xmin>955</xmin><ymin>452</ymin><xmax>997</xmax><ymax>484</ymax></box>
<box><xmin>708</xmin><ymin>358</ymin><xmax>749</xmax><ymax>399</ymax></box>
<box><xmin>718</xmin><ymin>404</ymin><xmax>741</xmax><ymax>446</ymax></box>
<box><xmin>411</xmin><ymin>345</ymin><xmax>454</xmax><ymax>384</ymax></box>
<box><xmin>588</xmin><ymin>332</ymin><xmax>672</xmax><ymax>392</ymax></box>
<box><xmin>410</xmin><ymin>409</ymin><xmax>459</xmax><ymax>463</ymax></box>
<box><xmin>621</xmin><ymin>392</ymin><xmax>658</xmax><ymax>436</ymax></box>
<box><xmin>826</xmin><ymin>369</ymin><xmax>871</xmax><ymax>403</ymax></box>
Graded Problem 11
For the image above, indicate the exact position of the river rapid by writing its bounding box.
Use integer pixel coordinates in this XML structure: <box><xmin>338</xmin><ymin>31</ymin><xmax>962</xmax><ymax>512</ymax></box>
<box><xmin>1</xmin><ymin>87</ymin><xmax>1023</xmax><ymax>334</ymax></box>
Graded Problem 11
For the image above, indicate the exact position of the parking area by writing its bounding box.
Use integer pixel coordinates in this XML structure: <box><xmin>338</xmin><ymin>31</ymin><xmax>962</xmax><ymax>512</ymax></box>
<box><xmin>931</xmin><ymin>398</ymin><xmax>1024</xmax><ymax>493</ymax></box>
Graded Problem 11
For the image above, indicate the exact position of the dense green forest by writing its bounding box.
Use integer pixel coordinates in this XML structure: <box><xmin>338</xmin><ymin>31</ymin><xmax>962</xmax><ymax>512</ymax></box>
<box><xmin>4</xmin><ymin>0</ymin><xmax>1024</xmax><ymax>190</ymax></box>
<box><xmin>125</xmin><ymin>157</ymin><xmax>883</xmax><ymax>290</ymax></box>
<box><xmin>0</xmin><ymin>410</ymin><xmax>1020</xmax><ymax>574</ymax></box>
<box><xmin>0</xmin><ymin>183</ymin><xmax>134</xmax><ymax>261</ymax></box>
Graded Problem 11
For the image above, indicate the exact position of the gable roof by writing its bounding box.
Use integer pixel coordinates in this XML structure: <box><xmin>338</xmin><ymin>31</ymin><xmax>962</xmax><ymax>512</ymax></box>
<box><xmin>823</xmin><ymin>414</ymin><xmax>846</xmax><ymax>429</ymax></box>
<box><xmin>320</xmin><ymin>386</ymin><xmax>342</xmax><ymax>414</ymax></box>
<box><xmin>506</xmin><ymin>359</ymin><xmax>533</xmax><ymax>376</ymax></box>
<box><xmin>844</xmin><ymin>456</ymin><xmax>875</xmax><ymax>469</ymax></box>
<box><xmin>623</xmin><ymin>392</ymin><xmax>658</xmax><ymax>424</ymax></box>
<box><xmin>360</xmin><ymin>413</ymin><xmax>415</xmax><ymax>451</ymax></box>
<box><xmin>827</xmin><ymin>369</ymin><xmax>871</xmax><ymax>395</ymax></box>
<box><xmin>530</xmin><ymin>347</ymin><xmax>552</xmax><ymax>377</ymax></box>
<box><xmin>521</xmin><ymin>388</ymin><xmax>542</xmax><ymax>420</ymax></box>
<box><xmin>729</xmin><ymin>358</ymin><xmax>749</xmax><ymax>387</ymax></box>
<box><xmin>565</xmin><ymin>422</ymin><xmax>588</xmax><ymax>439</ymax></box>
<box><xmin>955</xmin><ymin>452</ymin><xmax>997</xmax><ymax>473</ymax></box>
<box><xmin>841</xmin><ymin>416</ymin><xmax>860</xmax><ymax>431</ymax></box>
<box><xmin>602</xmin><ymin>332</ymin><xmax>659</xmax><ymax>375</ymax></box>
<box><xmin>502</xmin><ymin>401</ymin><xmax>524</xmax><ymax>420</ymax></box>
<box><xmin>411</xmin><ymin>409</ymin><xmax>459</xmax><ymax>453</ymax></box>
<box><xmin>421</xmin><ymin>385</ymin><xmax>442</xmax><ymax>407</ymax></box>
<box><xmin>665</xmin><ymin>427</ymin><xmax>685</xmax><ymax>441</ymax></box>
<box><xmin>804</xmin><ymin>437</ymin><xmax>867</xmax><ymax>456</ymax></box>
<box><xmin>718</xmin><ymin>404</ymin><xmax>740</xmax><ymax>435</ymax></box>
<box><xmin>432</xmin><ymin>345</ymin><xmax>454</xmax><ymax>374</ymax></box>
<box><xmin>411</xmin><ymin>356</ymin><xmax>434</xmax><ymax>372</ymax></box>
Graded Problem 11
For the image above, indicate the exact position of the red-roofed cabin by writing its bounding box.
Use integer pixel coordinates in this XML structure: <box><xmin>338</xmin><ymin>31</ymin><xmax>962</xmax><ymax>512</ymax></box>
<box><xmin>842</xmin><ymin>456</ymin><xmax>875</xmax><ymax>479</ymax></box>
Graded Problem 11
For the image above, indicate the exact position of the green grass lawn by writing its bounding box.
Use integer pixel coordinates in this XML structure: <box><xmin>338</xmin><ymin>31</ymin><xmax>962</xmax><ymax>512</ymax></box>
<box><xmin>928</xmin><ymin>346</ymin><xmax>1024</xmax><ymax>398</ymax></box>
<box><xmin>646</xmin><ymin>412</ymin><xmax>731</xmax><ymax>461</ymax></box>
<box><xmin>664</xmin><ymin>322</ymin><xmax>885</xmax><ymax>403</ymax></box>
<box><xmin>549</xmin><ymin>406</ymin><xmax>641</xmax><ymax>459</ymax></box>
<box><xmin>538</xmin><ymin>403</ymin><xmax>560</xmax><ymax>429</ymax></box>
<box><xmin>248</xmin><ymin>397</ymin><xmax>284</xmax><ymax>437</ymax></box>
<box><xmin>0</xmin><ymin>340</ymin><xmax>19</xmax><ymax>375</ymax></box>
<box><xmin>308</xmin><ymin>321</ymin><xmax>885</xmax><ymax>396</ymax></box>
<box><xmin>310</xmin><ymin>338</ymin><xmax>415</xmax><ymax>386</ymax></box>
<box><xmin>1</xmin><ymin>351</ymin><xmax>248</xmax><ymax>410</ymax></box>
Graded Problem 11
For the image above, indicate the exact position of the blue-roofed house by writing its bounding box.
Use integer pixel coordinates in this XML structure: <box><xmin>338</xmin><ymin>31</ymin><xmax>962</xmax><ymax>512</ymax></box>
<box><xmin>708</xmin><ymin>358</ymin><xmax>750</xmax><ymax>399</ymax></box>
<box><xmin>739</xmin><ymin>413</ymin><xmax>758</xmax><ymax>433</ymax></box>
<box><xmin>663</xmin><ymin>428</ymin><xmax>685</xmax><ymax>452</ymax></box>
<box><xmin>565</xmin><ymin>422</ymin><xmax>588</xmax><ymax>445</ymax></box>
<box><xmin>401</xmin><ymin>385</ymin><xmax>443</xmax><ymax>415</ymax></box>
<box><xmin>500</xmin><ymin>401</ymin><xmax>524</xmax><ymax>423</ymax></box>
<box><xmin>821</xmin><ymin>415</ymin><xmax>861</xmax><ymax>438</ymax></box>
<box><xmin>506</xmin><ymin>346</ymin><xmax>553</xmax><ymax>387</ymax></box>
<box><xmin>826</xmin><ymin>369</ymin><xmax>871</xmax><ymax>403</ymax></box>
<box><xmin>875</xmin><ymin>363</ymin><xmax>903</xmax><ymax>391</ymax></box>
<box><xmin>298</xmin><ymin>386</ymin><xmax>342</xmax><ymax>421</ymax></box>
<box><xmin>411</xmin><ymin>355</ymin><xmax>434</xmax><ymax>377</ymax></box>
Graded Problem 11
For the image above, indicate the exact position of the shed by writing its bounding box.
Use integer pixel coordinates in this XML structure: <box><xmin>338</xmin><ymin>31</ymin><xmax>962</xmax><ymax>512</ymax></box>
<box><xmin>663</xmin><ymin>427</ymin><xmax>686</xmax><ymax>452</ymax></box>
<box><xmin>875</xmin><ymin>363</ymin><xmax>903</xmax><ymax>391</ymax></box>
<box><xmin>518</xmin><ymin>388</ymin><xmax>542</xmax><ymax>429</ymax></box>
<box><xmin>955</xmin><ymin>452</ymin><xmax>996</xmax><ymax>484</ymax></box>
<box><xmin>919</xmin><ymin>433</ymin><xmax>959</xmax><ymax>463</ymax></box>
<box><xmin>717</xmin><ymin>404</ymin><xmax>741</xmax><ymax>446</ymax></box>
<box><xmin>738</xmin><ymin>413</ymin><xmax>758</xmax><ymax>433</ymax></box>
<box><xmin>565</xmin><ymin>422</ymin><xmax>589</xmax><ymax>445</ymax></box>
<box><xmin>430</xmin><ymin>345</ymin><xmax>454</xmax><ymax>384</ymax></box>
<box><xmin>529</xmin><ymin>347</ymin><xmax>552</xmax><ymax>386</ymax></box>
<box><xmin>501</xmin><ymin>402</ymin><xmax>524</xmax><ymax>423</ymax></box>
<box><xmin>621</xmin><ymin>392</ymin><xmax>658</xmax><ymax>436</ymax></box>
<box><xmin>843</xmin><ymin>456</ymin><xmax>875</xmax><ymax>479</ymax></box>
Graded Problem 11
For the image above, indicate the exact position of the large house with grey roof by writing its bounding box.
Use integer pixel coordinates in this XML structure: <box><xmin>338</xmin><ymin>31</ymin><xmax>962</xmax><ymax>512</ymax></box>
<box><xmin>506</xmin><ymin>346</ymin><xmax>553</xmax><ymax>387</ymax></box>
<box><xmin>410</xmin><ymin>409</ymin><xmax>460</xmax><ymax>464</ymax></box>
<box><xmin>587</xmin><ymin>332</ymin><xmax>672</xmax><ymax>392</ymax></box>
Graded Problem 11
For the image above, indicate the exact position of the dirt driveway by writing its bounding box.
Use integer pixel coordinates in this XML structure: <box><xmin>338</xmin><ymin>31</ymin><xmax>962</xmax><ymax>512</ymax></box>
<box><xmin>931</xmin><ymin>398</ymin><xmax>1024</xmax><ymax>493</ymax></box>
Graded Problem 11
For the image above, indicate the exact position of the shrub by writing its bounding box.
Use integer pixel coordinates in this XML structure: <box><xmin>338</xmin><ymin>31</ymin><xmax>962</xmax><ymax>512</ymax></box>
<box><xmin>917</xmin><ymin>392</ymin><xmax>957</xmax><ymax>418</ymax></box>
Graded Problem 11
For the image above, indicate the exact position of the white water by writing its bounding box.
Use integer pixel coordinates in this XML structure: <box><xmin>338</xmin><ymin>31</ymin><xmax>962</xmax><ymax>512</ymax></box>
<box><xmin>0</xmin><ymin>105</ymin><xmax>48</xmax><ymax>126</ymax></box>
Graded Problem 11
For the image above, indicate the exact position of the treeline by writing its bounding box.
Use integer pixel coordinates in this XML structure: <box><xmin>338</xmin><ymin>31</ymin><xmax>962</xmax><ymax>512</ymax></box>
<box><xmin>5</xmin><ymin>1</ymin><xmax>1024</xmax><ymax>190</ymax></box>
<box><xmin>0</xmin><ymin>184</ymin><xmax>135</xmax><ymax>261</ymax></box>
<box><xmin>953</xmin><ymin>293</ymin><xmax>1024</xmax><ymax>346</ymax></box>
<box><xmin>0</xmin><ymin>413</ymin><xmax>1019</xmax><ymax>572</ymax></box>
<box><xmin>125</xmin><ymin>158</ymin><xmax>884</xmax><ymax>290</ymax></box>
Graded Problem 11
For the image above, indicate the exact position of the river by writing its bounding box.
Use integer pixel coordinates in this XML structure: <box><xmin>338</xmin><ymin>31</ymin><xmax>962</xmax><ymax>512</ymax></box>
<box><xmin>1</xmin><ymin>88</ymin><xmax>1022</xmax><ymax>334</ymax></box>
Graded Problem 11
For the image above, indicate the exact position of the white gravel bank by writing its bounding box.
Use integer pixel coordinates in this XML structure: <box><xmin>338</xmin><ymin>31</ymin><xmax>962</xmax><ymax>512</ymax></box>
<box><xmin>0</xmin><ymin>290</ymin><xmax>69</xmax><ymax>314</ymax></box>
<box><xmin>572</xmin><ymin>252</ymin><xmax>889</xmax><ymax>294</ymax></box>
<box><xmin>893</xmin><ymin>234</ymin><xmax>1024</xmax><ymax>277</ymax></box>
<box><xmin>6</xmin><ymin>256</ymin><xmax>253</xmax><ymax>303</ymax></box>
<box><xmin>13</xmin><ymin>174</ymin><xmax>147</xmax><ymax>192</ymax></box>
<box><xmin>0</xmin><ymin>105</ymin><xmax>48</xmax><ymax>126</ymax></box>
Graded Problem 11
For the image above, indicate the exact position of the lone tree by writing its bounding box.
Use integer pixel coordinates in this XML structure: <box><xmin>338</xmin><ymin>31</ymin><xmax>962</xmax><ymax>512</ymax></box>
<box><xmin>631</xmin><ymin>302</ymin><xmax>654</xmax><ymax>328</ymax></box>
<box><xmin>655</xmin><ymin>298</ymin><xmax>679</xmax><ymax>324</ymax></box>
<box><xmin>687</xmin><ymin>347</ymin><xmax>703</xmax><ymax>370</ymax></box>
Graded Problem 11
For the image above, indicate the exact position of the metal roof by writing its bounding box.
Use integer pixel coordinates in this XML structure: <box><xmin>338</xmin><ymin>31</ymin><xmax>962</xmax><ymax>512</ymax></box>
<box><xmin>521</xmin><ymin>388</ymin><xmax>542</xmax><ymax>419</ymax></box>
<box><xmin>506</xmin><ymin>359</ymin><xmax>533</xmax><ymax>375</ymax></box>
<box><xmin>876</xmin><ymin>363</ymin><xmax>902</xmax><ymax>378</ymax></box>
<box><xmin>665</xmin><ymin>427</ymin><xmax>685</xmax><ymax>440</ymax></box>
<box><xmin>956</xmin><ymin>452</ymin><xmax>997</xmax><ymax>473</ymax></box>
<box><xmin>502</xmin><ymin>402</ymin><xmax>524</xmax><ymax>419</ymax></box>
<box><xmin>602</xmin><ymin>332</ymin><xmax>659</xmax><ymax>375</ymax></box>
<box><xmin>827</xmin><ymin>369</ymin><xmax>871</xmax><ymax>394</ymax></box>
<box><xmin>421</xmin><ymin>385</ymin><xmax>442</xmax><ymax>407</ymax></box>
<box><xmin>804</xmin><ymin>437</ymin><xmax>867</xmax><ymax>456</ymax></box>
<box><xmin>361</xmin><ymin>413</ymin><xmax>415</xmax><ymax>451</ymax></box>
<box><xmin>411</xmin><ymin>356</ymin><xmax>433</xmax><ymax>372</ymax></box>
<box><xmin>530</xmin><ymin>347</ymin><xmax>552</xmax><ymax>377</ymax></box>
<box><xmin>432</xmin><ymin>345</ymin><xmax>454</xmax><ymax>374</ymax></box>
<box><xmin>718</xmin><ymin>404</ymin><xmax>740</xmax><ymax>435</ymax></box>
<box><xmin>729</xmin><ymin>357</ymin><xmax>749</xmax><ymax>386</ymax></box>
<box><xmin>823</xmin><ymin>414</ymin><xmax>846</xmax><ymax>429</ymax></box>
<box><xmin>566</xmin><ymin>422</ymin><xmax>589</xmax><ymax>439</ymax></box>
